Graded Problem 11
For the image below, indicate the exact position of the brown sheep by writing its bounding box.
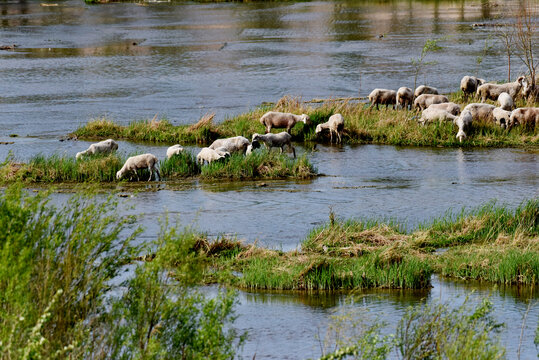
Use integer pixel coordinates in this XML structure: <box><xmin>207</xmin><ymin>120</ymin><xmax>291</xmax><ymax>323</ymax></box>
<box><xmin>368</xmin><ymin>89</ymin><xmax>397</xmax><ymax>110</ymax></box>
<box><xmin>259</xmin><ymin>111</ymin><xmax>310</xmax><ymax>134</ymax></box>
<box><xmin>414</xmin><ymin>94</ymin><xmax>449</xmax><ymax>111</ymax></box>
<box><xmin>396</xmin><ymin>87</ymin><xmax>413</xmax><ymax>110</ymax></box>
<box><xmin>426</xmin><ymin>102</ymin><xmax>461</xmax><ymax>116</ymax></box>
<box><xmin>414</xmin><ymin>85</ymin><xmax>439</xmax><ymax>98</ymax></box>
<box><xmin>508</xmin><ymin>107</ymin><xmax>539</xmax><ymax>130</ymax></box>
<box><xmin>476</xmin><ymin>76</ymin><xmax>527</xmax><ymax>102</ymax></box>
<box><xmin>462</xmin><ymin>103</ymin><xmax>496</xmax><ymax>123</ymax></box>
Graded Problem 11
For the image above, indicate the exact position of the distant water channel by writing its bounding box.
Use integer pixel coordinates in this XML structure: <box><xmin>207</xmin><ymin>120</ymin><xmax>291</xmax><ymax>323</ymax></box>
<box><xmin>1</xmin><ymin>0</ymin><xmax>538</xmax><ymax>359</ymax></box>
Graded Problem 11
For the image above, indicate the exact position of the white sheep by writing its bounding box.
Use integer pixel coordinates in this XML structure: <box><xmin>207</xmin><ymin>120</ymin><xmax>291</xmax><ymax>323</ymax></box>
<box><xmin>426</xmin><ymin>102</ymin><xmax>461</xmax><ymax>116</ymax></box>
<box><xmin>396</xmin><ymin>87</ymin><xmax>413</xmax><ymax>110</ymax></box>
<box><xmin>209</xmin><ymin>136</ymin><xmax>251</xmax><ymax>154</ymax></box>
<box><xmin>492</xmin><ymin>108</ymin><xmax>512</xmax><ymax>129</ymax></box>
<box><xmin>508</xmin><ymin>107</ymin><xmax>539</xmax><ymax>130</ymax></box>
<box><xmin>414</xmin><ymin>85</ymin><xmax>439</xmax><ymax>98</ymax></box>
<box><xmin>497</xmin><ymin>92</ymin><xmax>514</xmax><ymax>111</ymax></box>
<box><xmin>476</xmin><ymin>76</ymin><xmax>527</xmax><ymax>102</ymax></box>
<box><xmin>252</xmin><ymin>132</ymin><xmax>295</xmax><ymax>158</ymax></box>
<box><xmin>259</xmin><ymin>111</ymin><xmax>310</xmax><ymax>134</ymax></box>
<box><xmin>368</xmin><ymin>89</ymin><xmax>397</xmax><ymax>110</ymax></box>
<box><xmin>462</xmin><ymin>103</ymin><xmax>496</xmax><ymax>123</ymax></box>
<box><xmin>419</xmin><ymin>107</ymin><xmax>457</xmax><ymax>125</ymax></box>
<box><xmin>315</xmin><ymin>114</ymin><xmax>345</xmax><ymax>143</ymax></box>
<box><xmin>116</xmin><ymin>153</ymin><xmax>160</xmax><ymax>181</ymax></box>
<box><xmin>414</xmin><ymin>94</ymin><xmax>449</xmax><ymax>111</ymax></box>
<box><xmin>76</xmin><ymin>139</ymin><xmax>118</xmax><ymax>160</ymax></box>
<box><xmin>166</xmin><ymin>144</ymin><xmax>184</xmax><ymax>159</ymax></box>
<box><xmin>196</xmin><ymin>147</ymin><xmax>230</xmax><ymax>165</ymax></box>
<box><xmin>454</xmin><ymin>110</ymin><xmax>473</xmax><ymax>143</ymax></box>
<box><xmin>460</xmin><ymin>76</ymin><xmax>485</xmax><ymax>98</ymax></box>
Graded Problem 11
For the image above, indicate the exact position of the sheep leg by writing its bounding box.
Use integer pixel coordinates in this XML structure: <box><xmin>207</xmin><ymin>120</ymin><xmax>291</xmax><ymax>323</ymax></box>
<box><xmin>265</xmin><ymin>125</ymin><xmax>271</xmax><ymax>134</ymax></box>
<box><xmin>330</xmin><ymin>130</ymin><xmax>333</xmax><ymax>144</ymax></box>
<box><xmin>291</xmin><ymin>145</ymin><xmax>296</xmax><ymax>158</ymax></box>
<box><xmin>135</xmin><ymin>170</ymin><xmax>140</xmax><ymax>182</ymax></box>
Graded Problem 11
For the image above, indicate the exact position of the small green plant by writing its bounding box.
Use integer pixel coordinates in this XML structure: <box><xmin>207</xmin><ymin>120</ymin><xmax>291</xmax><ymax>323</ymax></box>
<box><xmin>411</xmin><ymin>37</ymin><xmax>445</xmax><ymax>91</ymax></box>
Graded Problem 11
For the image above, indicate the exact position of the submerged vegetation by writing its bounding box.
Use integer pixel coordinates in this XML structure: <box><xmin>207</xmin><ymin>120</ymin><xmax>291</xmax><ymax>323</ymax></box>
<box><xmin>0</xmin><ymin>150</ymin><xmax>316</xmax><ymax>184</ymax></box>
<box><xmin>71</xmin><ymin>94</ymin><xmax>539</xmax><ymax>148</ymax></box>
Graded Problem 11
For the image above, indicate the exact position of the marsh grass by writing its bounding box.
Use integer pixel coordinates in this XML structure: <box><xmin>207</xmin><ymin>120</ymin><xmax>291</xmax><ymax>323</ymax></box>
<box><xmin>200</xmin><ymin>150</ymin><xmax>316</xmax><ymax>180</ymax></box>
<box><xmin>159</xmin><ymin>151</ymin><xmax>200</xmax><ymax>178</ymax></box>
<box><xmin>0</xmin><ymin>150</ymin><xmax>316</xmax><ymax>184</ymax></box>
<box><xmin>190</xmin><ymin>199</ymin><xmax>539</xmax><ymax>290</ymax></box>
<box><xmin>71</xmin><ymin>95</ymin><xmax>539</xmax><ymax>148</ymax></box>
<box><xmin>0</xmin><ymin>153</ymin><xmax>123</xmax><ymax>183</ymax></box>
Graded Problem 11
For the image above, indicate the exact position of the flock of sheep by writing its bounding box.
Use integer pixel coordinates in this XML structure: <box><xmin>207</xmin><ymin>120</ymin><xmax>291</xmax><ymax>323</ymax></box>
<box><xmin>75</xmin><ymin>110</ymin><xmax>345</xmax><ymax>181</ymax></box>
<box><xmin>368</xmin><ymin>75</ymin><xmax>538</xmax><ymax>142</ymax></box>
<box><xmin>74</xmin><ymin>76</ymin><xmax>536</xmax><ymax>182</ymax></box>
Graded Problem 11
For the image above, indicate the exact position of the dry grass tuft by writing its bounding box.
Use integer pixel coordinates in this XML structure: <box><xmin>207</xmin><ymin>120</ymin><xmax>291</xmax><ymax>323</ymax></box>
<box><xmin>188</xmin><ymin>112</ymin><xmax>215</xmax><ymax>131</ymax></box>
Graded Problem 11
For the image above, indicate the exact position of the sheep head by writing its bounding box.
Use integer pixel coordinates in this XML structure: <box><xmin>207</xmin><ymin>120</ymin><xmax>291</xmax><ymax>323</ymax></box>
<box><xmin>75</xmin><ymin>151</ymin><xmax>83</xmax><ymax>160</ymax></box>
<box><xmin>301</xmin><ymin>114</ymin><xmax>310</xmax><ymax>124</ymax></box>
<box><xmin>252</xmin><ymin>133</ymin><xmax>261</xmax><ymax>142</ymax></box>
<box><xmin>456</xmin><ymin>130</ymin><xmax>466</xmax><ymax>143</ymax></box>
<box><xmin>315</xmin><ymin>124</ymin><xmax>322</xmax><ymax>134</ymax></box>
<box><xmin>116</xmin><ymin>170</ymin><xmax>124</xmax><ymax>180</ymax></box>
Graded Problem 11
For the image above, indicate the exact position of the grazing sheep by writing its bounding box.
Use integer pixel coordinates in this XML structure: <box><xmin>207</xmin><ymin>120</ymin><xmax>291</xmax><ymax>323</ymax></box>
<box><xmin>76</xmin><ymin>139</ymin><xmax>118</xmax><ymax>160</ymax></box>
<box><xmin>454</xmin><ymin>110</ymin><xmax>473</xmax><ymax>143</ymax></box>
<box><xmin>209</xmin><ymin>136</ymin><xmax>251</xmax><ymax>154</ymax></box>
<box><xmin>166</xmin><ymin>144</ymin><xmax>184</xmax><ymax>159</ymax></box>
<box><xmin>508</xmin><ymin>107</ymin><xmax>539</xmax><ymax>130</ymax></box>
<box><xmin>368</xmin><ymin>89</ymin><xmax>397</xmax><ymax>110</ymax></box>
<box><xmin>492</xmin><ymin>108</ymin><xmax>512</xmax><ymax>129</ymax></box>
<box><xmin>196</xmin><ymin>147</ymin><xmax>229</xmax><ymax>165</ymax></box>
<box><xmin>116</xmin><ymin>153</ymin><xmax>160</xmax><ymax>181</ymax></box>
<box><xmin>252</xmin><ymin>132</ymin><xmax>295</xmax><ymax>158</ymax></box>
<box><xmin>419</xmin><ymin>107</ymin><xmax>457</xmax><ymax>125</ymax></box>
<box><xmin>396</xmin><ymin>87</ymin><xmax>413</xmax><ymax>110</ymax></box>
<box><xmin>315</xmin><ymin>113</ymin><xmax>345</xmax><ymax>143</ymax></box>
<box><xmin>460</xmin><ymin>76</ymin><xmax>485</xmax><ymax>98</ymax></box>
<box><xmin>414</xmin><ymin>85</ymin><xmax>439</xmax><ymax>98</ymax></box>
<box><xmin>462</xmin><ymin>103</ymin><xmax>496</xmax><ymax>123</ymax></box>
<box><xmin>476</xmin><ymin>76</ymin><xmax>527</xmax><ymax>102</ymax></box>
<box><xmin>259</xmin><ymin>111</ymin><xmax>310</xmax><ymax>134</ymax></box>
<box><xmin>414</xmin><ymin>94</ymin><xmax>449</xmax><ymax>111</ymax></box>
<box><xmin>426</xmin><ymin>102</ymin><xmax>461</xmax><ymax>116</ymax></box>
<box><xmin>497</xmin><ymin>92</ymin><xmax>514</xmax><ymax>111</ymax></box>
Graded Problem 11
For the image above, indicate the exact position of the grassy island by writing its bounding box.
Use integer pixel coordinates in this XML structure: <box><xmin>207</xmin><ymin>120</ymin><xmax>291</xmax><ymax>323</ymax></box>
<box><xmin>171</xmin><ymin>199</ymin><xmax>539</xmax><ymax>290</ymax></box>
<box><xmin>0</xmin><ymin>150</ymin><xmax>316</xmax><ymax>184</ymax></box>
<box><xmin>70</xmin><ymin>95</ymin><xmax>539</xmax><ymax>148</ymax></box>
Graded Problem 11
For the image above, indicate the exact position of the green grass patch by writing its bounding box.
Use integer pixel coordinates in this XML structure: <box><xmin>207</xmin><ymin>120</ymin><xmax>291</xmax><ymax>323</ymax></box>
<box><xmin>70</xmin><ymin>95</ymin><xmax>539</xmax><ymax>148</ymax></box>
<box><xmin>199</xmin><ymin>150</ymin><xmax>316</xmax><ymax>180</ymax></box>
<box><xmin>0</xmin><ymin>150</ymin><xmax>316</xmax><ymax>184</ymax></box>
<box><xmin>184</xmin><ymin>199</ymin><xmax>539</xmax><ymax>290</ymax></box>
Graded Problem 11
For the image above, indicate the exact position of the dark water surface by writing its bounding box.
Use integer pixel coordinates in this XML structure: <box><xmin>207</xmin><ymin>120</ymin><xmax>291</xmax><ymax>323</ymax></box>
<box><xmin>1</xmin><ymin>1</ymin><xmax>539</xmax><ymax>359</ymax></box>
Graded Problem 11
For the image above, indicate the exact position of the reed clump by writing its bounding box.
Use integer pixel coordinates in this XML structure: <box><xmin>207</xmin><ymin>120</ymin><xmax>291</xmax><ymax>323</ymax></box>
<box><xmin>187</xmin><ymin>199</ymin><xmax>539</xmax><ymax>290</ymax></box>
<box><xmin>200</xmin><ymin>151</ymin><xmax>316</xmax><ymax>180</ymax></box>
<box><xmin>70</xmin><ymin>94</ymin><xmax>539</xmax><ymax>148</ymax></box>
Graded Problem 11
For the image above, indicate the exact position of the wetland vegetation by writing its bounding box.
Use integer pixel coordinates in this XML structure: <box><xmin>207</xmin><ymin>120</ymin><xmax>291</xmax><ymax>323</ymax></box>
<box><xmin>70</xmin><ymin>94</ymin><xmax>539</xmax><ymax>149</ymax></box>
<box><xmin>177</xmin><ymin>199</ymin><xmax>539</xmax><ymax>291</ymax></box>
<box><xmin>1</xmin><ymin>184</ymin><xmax>536</xmax><ymax>358</ymax></box>
<box><xmin>0</xmin><ymin>150</ymin><xmax>316</xmax><ymax>184</ymax></box>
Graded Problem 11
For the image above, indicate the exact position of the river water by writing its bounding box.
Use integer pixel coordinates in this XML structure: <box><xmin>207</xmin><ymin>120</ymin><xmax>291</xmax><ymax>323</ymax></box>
<box><xmin>1</xmin><ymin>0</ymin><xmax>539</xmax><ymax>358</ymax></box>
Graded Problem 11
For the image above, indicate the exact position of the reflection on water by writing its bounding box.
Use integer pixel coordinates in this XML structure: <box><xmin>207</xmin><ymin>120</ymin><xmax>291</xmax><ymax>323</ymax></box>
<box><xmin>0</xmin><ymin>0</ymin><xmax>526</xmax><ymax>137</ymax></box>
<box><xmin>234</xmin><ymin>276</ymin><xmax>539</xmax><ymax>359</ymax></box>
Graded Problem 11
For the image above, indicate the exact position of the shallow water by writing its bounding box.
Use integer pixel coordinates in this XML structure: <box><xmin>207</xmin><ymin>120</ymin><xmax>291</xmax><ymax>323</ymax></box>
<box><xmin>1</xmin><ymin>0</ymin><xmax>539</xmax><ymax>358</ymax></box>
<box><xmin>0</xmin><ymin>0</ymin><xmax>525</xmax><ymax>136</ymax></box>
